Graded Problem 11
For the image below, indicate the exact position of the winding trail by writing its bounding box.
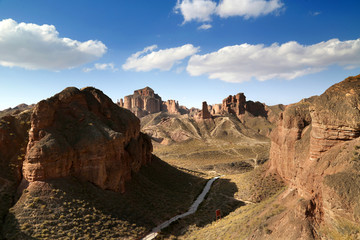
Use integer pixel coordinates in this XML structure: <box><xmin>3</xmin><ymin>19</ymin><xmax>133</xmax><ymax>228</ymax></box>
<box><xmin>142</xmin><ymin>176</ymin><xmax>220</xmax><ymax>240</ymax></box>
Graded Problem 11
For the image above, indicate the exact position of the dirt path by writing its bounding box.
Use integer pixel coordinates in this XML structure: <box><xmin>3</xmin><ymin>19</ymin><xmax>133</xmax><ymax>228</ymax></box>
<box><xmin>142</xmin><ymin>176</ymin><xmax>220</xmax><ymax>240</ymax></box>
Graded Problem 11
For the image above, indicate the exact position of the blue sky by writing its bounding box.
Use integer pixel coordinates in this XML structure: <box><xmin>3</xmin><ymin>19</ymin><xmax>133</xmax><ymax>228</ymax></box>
<box><xmin>0</xmin><ymin>0</ymin><xmax>359</xmax><ymax>110</ymax></box>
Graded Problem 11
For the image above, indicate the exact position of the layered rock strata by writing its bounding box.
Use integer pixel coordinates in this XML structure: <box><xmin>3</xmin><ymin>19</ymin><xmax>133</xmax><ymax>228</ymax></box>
<box><xmin>162</xmin><ymin>100</ymin><xmax>180</xmax><ymax>115</ymax></box>
<box><xmin>269</xmin><ymin>75</ymin><xmax>360</xmax><ymax>227</ymax></box>
<box><xmin>221</xmin><ymin>93</ymin><xmax>268</xmax><ymax>118</ymax></box>
<box><xmin>118</xmin><ymin>87</ymin><xmax>162</xmax><ymax>118</ymax></box>
<box><xmin>118</xmin><ymin>87</ymin><xmax>188</xmax><ymax>117</ymax></box>
<box><xmin>23</xmin><ymin>87</ymin><xmax>153</xmax><ymax>193</ymax></box>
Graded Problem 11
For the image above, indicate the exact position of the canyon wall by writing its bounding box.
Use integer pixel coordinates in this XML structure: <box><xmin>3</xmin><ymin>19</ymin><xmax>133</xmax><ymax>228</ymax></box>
<box><xmin>23</xmin><ymin>87</ymin><xmax>153</xmax><ymax>193</ymax></box>
<box><xmin>269</xmin><ymin>75</ymin><xmax>360</xmax><ymax>229</ymax></box>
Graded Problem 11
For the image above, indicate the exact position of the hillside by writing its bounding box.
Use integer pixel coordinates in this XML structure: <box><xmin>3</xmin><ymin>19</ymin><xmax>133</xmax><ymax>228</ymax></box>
<box><xmin>0</xmin><ymin>87</ymin><xmax>207</xmax><ymax>239</ymax></box>
<box><xmin>3</xmin><ymin>156</ymin><xmax>206</xmax><ymax>239</ymax></box>
<box><xmin>141</xmin><ymin>112</ymin><xmax>270</xmax><ymax>173</ymax></box>
<box><xmin>177</xmin><ymin>74</ymin><xmax>360</xmax><ymax>240</ymax></box>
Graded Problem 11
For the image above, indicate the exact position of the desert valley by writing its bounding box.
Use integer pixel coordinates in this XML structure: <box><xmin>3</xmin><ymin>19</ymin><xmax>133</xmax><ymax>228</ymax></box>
<box><xmin>1</xmin><ymin>0</ymin><xmax>360</xmax><ymax>239</ymax></box>
<box><xmin>1</xmin><ymin>75</ymin><xmax>360</xmax><ymax>239</ymax></box>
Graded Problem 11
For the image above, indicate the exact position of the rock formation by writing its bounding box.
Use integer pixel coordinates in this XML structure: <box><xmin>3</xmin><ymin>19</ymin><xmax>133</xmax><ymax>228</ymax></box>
<box><xmin>118</xmin><ymin>87</ymin><xmax>162</xmax><ymax>118</ymax></box>
<box><xmin>269</xmin><ymin>75</ymin><xmax>360</xmax><ymax>233</ymax></box>
<box><xmin>209</xmin><ymin>104</ymin><xmax>222</xmax><ymax>115</ymax></box>
<box><xmin>118</xmin><ymin>87</ymin><xmax>189</xmax><ymax>118</ymax></box>
<box><xmin>162</xmin><ymin>100</ymin><xmax>180</xmax><ymax>115</ymax></box>
<box><xmin>221</xmin><ymin>93</ymin><xmax>268</xmax><ymax>118</ymax></box>
<box><xmin>222</xmin><ymin>93</ymin><xmax>246</xmax><ymax>116</ymax></box>
<box><xmin>23</xmin><ymin>87</ymin><xmax>153</xmax><ymax>193</ymax></box>
<box><xmin>195</xmin><ymin>101</ymin><xmax>212</xmax><ymax>121</ymax></box>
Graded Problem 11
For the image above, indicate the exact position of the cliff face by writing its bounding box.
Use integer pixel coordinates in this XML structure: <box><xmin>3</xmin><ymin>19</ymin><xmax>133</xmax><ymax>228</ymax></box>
<box><xmin>119</xmin><ymin>87</ymin><xmax>162</xmax><ymax>118</ymax></box>
<box><xmin>269</xmin><ymin>75</ymin><xmax>360</xmax><ymax>232</ymax></box>
<box><xmin>0</xmin><ymin>109</ymin><xmax>31</xmax><ymax>229</ymax></box>
<box><xmin>118</xmin><ymin>87</ymin><xmax>188</xmax><ymax>117</ymax></box>
<box><xmin>220</xmin><ymin>93</ymin><xmax>268</xmax><ymax>118</ymax></box>
<box><xmin>162</xmin><ymin>100</ymin><xmax>180</xmax><ymax>115</ymax></box>
<box><xmin>23</xmin><ymin>87</ymin><xmax>153</xmax><ymax>193</ymax></box>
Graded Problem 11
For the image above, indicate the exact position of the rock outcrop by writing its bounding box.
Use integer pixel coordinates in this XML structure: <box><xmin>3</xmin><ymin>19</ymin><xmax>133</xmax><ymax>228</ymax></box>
<box><xmin>118</xmin><ymin>87</ymin><xmax>162</xmax><ymax>118</ymax></box>
<box><xmin>269</xmin><ymin>75</ymin><xmax>360</xmax><ymax>234</ymax></box>
<box><xmin>209</xmin><ymin>104</ymin><xmax>222</xmax><ymax>115</ymax></box>
<box><xmin>221</xmin><ymin>93</ymin><xmax>268</xmax><ymax>118</ymax></box>
<box><xmin>196</xmin><ymin>101</ymin><xmax>212</xmax><ymax>120</ymax></box>
<box><xmin>162</xmin><ymin>100</ymin><xmax>180</xmax><ymax>115</ymax></box>
<box><xmin>118</xmin><ymin>87</ymin><xmax>188</xmax><ymax>117</ymax></box>
<box><xmin>0</xmin><ymin>109</ymin><xmax>31</xmax><ymax>229</ymax></box>
<box><xmin>23</xmin><ymin>87</ymin><xmax>153</xmax><ymax>193</ymax></box>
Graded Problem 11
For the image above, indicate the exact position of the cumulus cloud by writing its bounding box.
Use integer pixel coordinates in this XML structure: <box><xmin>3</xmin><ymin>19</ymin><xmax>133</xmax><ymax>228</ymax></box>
<box><xmin>174</xmin><ymin>0</ymin><xmax>217</xmax><ymax>22</ymax></box>
<box><xmin>217</xmin><ymin>0</ymin><xmax>284</xmax><ymax>19</ymax></box>
<box><xmin>83</xmin><ymin>63</ymin><xmax>118</xmax><ymax>72</ymax></box>
<box><xmin>0</xmin><ymin>18</ymin><xmax>107</xmax><ymax>70</ymax></box>
<box><xmin>187</xmin><ymin>38</ymin><xmax>360</xmax><ymax>82</ymax></box>
<box><xmin>198</xmin><ymin>23</ymin><xmax>212</xmax><ymax>30</ymax></box>
<box><xmin>122</xmin><ymin>44</ymin><xmax>199</xmax><ymax>72</ymax></box>
<box><xmin>175</xmin><ymin>0</ymin><xmax>284</xmax><ymax>23</ymax></box>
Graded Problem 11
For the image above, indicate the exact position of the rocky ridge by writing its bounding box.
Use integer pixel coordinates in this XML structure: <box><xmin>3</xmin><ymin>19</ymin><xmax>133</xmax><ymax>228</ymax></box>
<box><xmin>118</xmin><ymin>87</ymin><xmax>189</xmax><ymax>117</ymax></box>
<box><xmin>269</xmin><ymin>75</ymin><xmax>360</xmax><ymax>238</ymax></box>
<box><xmin>23</xmin><ymin>87</ymin><xmax>152</xmax><ymax>193</ymax></box>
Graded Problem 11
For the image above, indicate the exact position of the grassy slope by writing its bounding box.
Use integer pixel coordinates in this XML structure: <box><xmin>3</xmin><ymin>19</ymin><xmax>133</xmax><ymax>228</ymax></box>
<box><xmin>2</xmin><ymin>156</ymin><xmax>207</xmax><ymax>240</ymax></box>
<box><xmin>159</xmin><ymin>165</ymin><xmax>285</xmax><ymax>239</ymax></box>
<box><xmin>153</xmin><ymin>138</ymin><xmax>269</xmax><ymax>172</ymax></box>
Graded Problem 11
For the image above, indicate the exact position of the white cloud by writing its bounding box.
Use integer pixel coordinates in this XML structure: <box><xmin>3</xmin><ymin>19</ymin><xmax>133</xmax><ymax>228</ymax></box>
<box><xmin>0</xmin><ymin>18</ymin><xmax>107</xmax><ymax>70</ymax></box>
<box><xmin>174</xmin><ymin>0</ymin><xmax>217</xmax><ymax>22</ymax></box>
<box><xmin>175</xmin><ymin>0</ymin><xmax>284</xmax><ymax>23</ymax></box>
<box><xmin>198</xmin><ymin>23</ymin><xmax>212</xmax><ymax>30</ymax></box>
<box><xmin>122</xmin><ymin>44</ymin><xmax>199</xmax><ymax>72</ymax></box>
<box><xmin>217</xmin><ymin>0</ymin><xmax>284</xmax><ymax>19</ymax></box>
<box><xmin>82</xmin><ymin>63</ymin><xmax>118</xmax><ymax>72</ymax></box>
<box><xmin>187</xmin><ymin>38</ymin><xmax>360</xmax><ymax>82</ymax></box>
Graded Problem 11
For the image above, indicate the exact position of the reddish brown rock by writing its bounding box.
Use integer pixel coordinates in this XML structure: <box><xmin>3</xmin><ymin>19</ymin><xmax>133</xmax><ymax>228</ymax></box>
<box><xmin>210</xmin><ymin>104</ymin><xmax>222</xmax><ymax>115</ymax></box>
<box><xmin>119</xmin><ymin>87</ymin><xmax>162</xmax><ymax>117</ymax></box>
<box><xmin>221</xmin><ymin>92</ymin><xmax>268</xmax><ymax>118</ymax></box>
<box><xmin>162</xmin><ymin>100</ymin><xmax>180</xmax><ymax>114</ymax></box>
<box><xmin>23</xmin><ymin>87</ymin><xmax>153</xmax><ymax>193</ymax></box>
<box><xmin>119</xmin><ymin>87</ymin><xmax>188</xmax><ymax>117</ymax></box>
<box><xmin>269</xmin><ymin>75</ymin><xmax>360</xmax><ymax>229</ymax></box>
<box><xmin>195</xmin><ymin>101</ymin><xmax>212</xmax><ymax>121</ymax></box>
<box><xmin>222</xmin><ymin>93</ymin><xmax>246</xmax><ymax>115</ymax></box>
<box><xmin>201</xmin><ymin>101</ymin><xmax>211</xmax><ymax>119</ymax></box>
<box><xmin>0</xmin><ymin>111</ymin><xmax>31</xmax><ymax>183</ymax></box>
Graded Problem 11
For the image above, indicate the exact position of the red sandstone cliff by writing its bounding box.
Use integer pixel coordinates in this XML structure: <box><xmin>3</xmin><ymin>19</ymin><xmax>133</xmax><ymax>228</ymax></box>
<box><xmin>118</xmin><ymin>87</ymin><xmax>188</xmax><ymax>117</ymax></box>
<box><xmin>220</xmin><ymin>92</ymin><xmax>269</xmax><ymax>118</ymax></box>
<box><xmin>195</xmin><ymin>101</ymin><xmax>212</xmax><ymax>121</ymax></box>
<box><xmin>269</xmin><ymin>75</ymin><xmax>360</xmax><ymax>236</ymax></box>
<box><xmin>118</xmin><ymin>87</ymin><xmax>162</xmax><ymax>118</ymax></box>
<box><xmin>162</xmin><ymin>100</ymin><xmax>180</xmax><ymax>115</ymax></box>
<box><xmin>23</xmin><ymin>87</ymin><xmax>153</xmax><ymax>193</ymax></box>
